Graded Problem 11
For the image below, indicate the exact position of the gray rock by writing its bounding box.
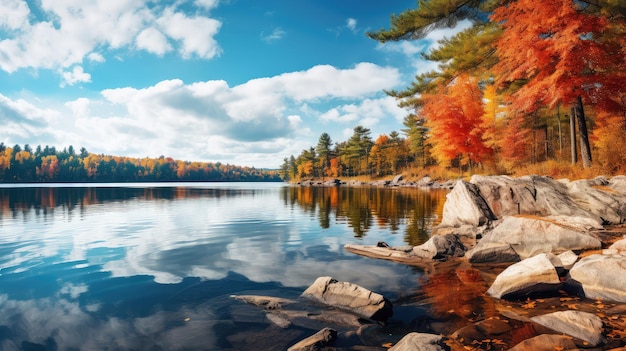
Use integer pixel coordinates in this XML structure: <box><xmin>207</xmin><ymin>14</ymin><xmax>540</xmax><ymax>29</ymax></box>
<box><xmin>487</xmin><ymin>253</ymin><xmax>561</xmax><ymax>299</ymax></box>
<box><xmin>389</xmin><ymin>332</ymin><xmax>446</xmax><ymax>351</ymax></box>
<box><xmin>287</xmin><ymin>327</ymin><xmax>337</xmax><ymax>351</ymax></box>
<box><xmin>392</xmin><ymin>175</ymin><xmax>403</xmax><ymax>184</ymax></box>
<box><xmin>568</xmin><ymin>254</ymin><xmax>626</xmax><ymax>302</ymax></box>
<box><xmin>466</xmin><ymin>242</ymin><xmax>520</xmax><ymax>263</ymax></box>
<box><xmin>476</xmin><ymin>216</ymin><xmax>601</xmax><ymax>259</ymax></box>
<box><xmin>530</xmin><ymin>310</ymin><xmax>605</xmax><ymax>346</ymax></box>
<box><xmin>266</xmin><ymin>313</ymin><xmax>291</xmax><ymax>328</ymax></box>
<box><xmin>566</xmin><ymin>177</ymin><xmax>626</xmax><ymax>224</ymax></box>
<box><xmin>555</xmin><ymin>250</ymin><xmax>578</xmax><ymax>270</ymax></box>
<box><xmin>301</xmin><ymin>276</ymin><xmax>393</xmax><ymax>322</ymax></box>
<box><xmin>609</xmin><ymin>175</ymin><xmax>626</xmax><ymax>194</ymax></box>
<box><xmin>603</xmin><ymin>236</ymin><xmax>626</xmax><ymax>255</ymax></box>
<box><xmin>470</xmin><ymin>175</ymin><xmax>599</xmax><ymax>221</ymax></box>
<box><xmin>440</xmin><ymin>180</ymin><xmax>497</xmax><ymax>227</ymax></box>
<box><xmin>508</xmin><ymin>334</ymin><xmax>577</xmax><ymax>351</ymax></box>
<box><xmin>411</xmin><ymin>234</ymin><xmax>467</xmax><ymax>259</ymax></box>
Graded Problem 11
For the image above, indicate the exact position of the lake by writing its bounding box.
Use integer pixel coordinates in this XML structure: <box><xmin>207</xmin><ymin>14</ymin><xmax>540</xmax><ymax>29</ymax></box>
<box><xmin>0</xmin><ymin>182</ymin><xmax>447</xmax><ymax>350</ymax></box>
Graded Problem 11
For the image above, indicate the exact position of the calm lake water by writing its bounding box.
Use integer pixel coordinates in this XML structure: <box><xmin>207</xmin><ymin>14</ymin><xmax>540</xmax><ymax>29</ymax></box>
<box><xmin>0</xmin><ymin>182</ymin><xmax>446</xmax><ymax>350</ymax></box>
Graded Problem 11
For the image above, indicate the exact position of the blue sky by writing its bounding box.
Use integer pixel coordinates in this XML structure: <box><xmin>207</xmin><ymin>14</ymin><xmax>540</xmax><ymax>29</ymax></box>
<box><xmin>0</xmin><ymin>0</ymin><xmax>470</xmax><ymax>168</ymax></box>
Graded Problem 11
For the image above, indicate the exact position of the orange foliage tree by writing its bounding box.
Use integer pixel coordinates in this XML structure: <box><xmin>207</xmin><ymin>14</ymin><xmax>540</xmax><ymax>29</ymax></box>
<box><xmin>421</xmin><ymin>74</ymin><xmax>493</xmax><ymax>171</ymax></box>
<box><xmin>491</xmin><ymin>0</ymin><xmax>625</xmax><ymax>168</ymax></box>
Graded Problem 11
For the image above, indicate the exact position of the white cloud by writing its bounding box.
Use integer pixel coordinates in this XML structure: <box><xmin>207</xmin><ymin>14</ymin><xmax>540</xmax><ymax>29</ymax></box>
<box><xmin>0</xmin><ymin>62</ymin><xmax>402</xmax><ymax>167</ymax></box>
<box><xmin>194</xmin><ymin>0</ymin><xmax>219</xmax><ymax>10</ymax></box>
<box><xmin>61</xmin><ymin>66</ymin><xmax>91</xmax><ymax>86</ymax></box>
<box><xmin>0</xmin><ymin>1</ymin><xmax>223</xmax><ymax>73</ymax></box>
<box><xmin>346</xmin><ymin>18</ymin><xmax>357</xmax><ymax>33</ymax></box>
<box><xmin>157</xmin><ymin>8</ymin><xmax>222</xmax><ymax>59</ymax></box>
<box><xmin>135</xmin><ymin>27</ymin><xmax>172</xmax><ymax>55</ymax></box>
<box><xmin>261</xmin><ymin>27</ymin><xmax>286</xmax><ymax>42</ymax></box>
<box><xmin>0</xmin><ymin>0</ymin><xmax>30</xmax><ymax>30</ymax></box>
<box><xmin>319</xmin><ymin>96</ymin><xmax>406</xmax><ymax>125</ymax></box>
<box><xmin>88</xmin><ymin>52</ymin><xmax>106</xmax><ymax>63</ymax></box>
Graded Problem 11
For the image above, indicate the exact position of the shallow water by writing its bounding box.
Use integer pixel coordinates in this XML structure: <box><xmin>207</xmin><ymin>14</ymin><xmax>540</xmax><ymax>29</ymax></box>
<box><xmin>0</xmin><ymin>183</ymin><xmax>447</xmax><ymax>350</ymax></box>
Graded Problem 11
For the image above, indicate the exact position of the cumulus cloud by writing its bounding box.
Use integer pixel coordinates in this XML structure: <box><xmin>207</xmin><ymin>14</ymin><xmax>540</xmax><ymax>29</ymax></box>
<box><xmin>0</xmin><ymin>62</ymin><xmax>401</xmax><ymax>167</ymax></box>
<box><xmin>61</xmin><ymin>66</ymin><xmax>91</xmax><ymax>86</ymax></box>
<box><xmin>0</xmin><ymin>1</ymin><xmax>223</xmax><ymax>75</ymax></box>
<box><xmin>135</xmin><ymin>27</ymin><xmax>172</xmax><ymax>56</ymax></box>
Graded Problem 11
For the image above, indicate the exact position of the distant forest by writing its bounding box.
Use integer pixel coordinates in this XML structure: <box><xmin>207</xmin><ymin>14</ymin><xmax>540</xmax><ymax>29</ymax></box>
<box><xmin>0</xmin><ymin>143</ymin><xmax>281</xmax><ymax>183</ymax></box>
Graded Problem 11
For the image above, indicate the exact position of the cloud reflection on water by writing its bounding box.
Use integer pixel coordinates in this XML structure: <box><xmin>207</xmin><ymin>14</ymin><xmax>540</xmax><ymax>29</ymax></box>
<box><xmin>0</xmin><ymin>184</ymin><xmax>445</xmax><ymax>350</ymax></box>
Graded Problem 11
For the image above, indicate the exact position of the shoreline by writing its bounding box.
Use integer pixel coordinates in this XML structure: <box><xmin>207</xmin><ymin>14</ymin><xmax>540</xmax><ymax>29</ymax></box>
<box><xmin>242</xmin><ymin>174</ymin><xmax>626</xmax><ymax>350</ymax></box>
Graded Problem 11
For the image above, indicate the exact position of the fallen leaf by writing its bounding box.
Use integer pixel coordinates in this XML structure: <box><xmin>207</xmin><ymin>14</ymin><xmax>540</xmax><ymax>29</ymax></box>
<box><xmin>521</xmin><ymin>300</ymin><xmax>536</xmax><ymax>309</ymax></box>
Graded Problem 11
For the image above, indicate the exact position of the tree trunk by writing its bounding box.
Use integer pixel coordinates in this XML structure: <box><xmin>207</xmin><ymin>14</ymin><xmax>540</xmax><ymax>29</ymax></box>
<box><xmin>570</xmin><ymin>106</ymin><xmax>577</xmax><ymax>164</ymax></box>
<box><xmin>574</xmin><ymin>95</ymin><xmax>592</xmax><ymax>168</ymax></box>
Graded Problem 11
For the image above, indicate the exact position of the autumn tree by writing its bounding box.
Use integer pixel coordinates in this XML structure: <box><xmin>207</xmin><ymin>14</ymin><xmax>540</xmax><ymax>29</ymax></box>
<box><xmin>491</xmin><ymin>0</ymin><xmax>625</xmax><ymax>168</ymax></box>
<box><xmin>420</xmin><ymin>74</ymin><xmax>493</xmax><ymax>172</ymax></box>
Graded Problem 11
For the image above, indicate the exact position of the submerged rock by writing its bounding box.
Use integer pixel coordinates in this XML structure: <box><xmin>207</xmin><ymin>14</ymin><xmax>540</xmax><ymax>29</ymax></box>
<box><xmin>487</xmin><ymin>253</ymin><xmax>561</xmax><ymax>299</ymax></box>
<box><xmin>530</xmin><ymin>310</ymin><xmax>605</xmax><ymax>346</ymax></box>
<box><xmin>301</xmin><ymin>276</ymin><xmax>393</xmax><ymax>322</ymax></box>
<box><xmin>287</xmin><ymin>327</ymin><xmax>337</xmax><ymax>351</ymax></box>
<box><xmin>508</xmin><ymin>334</ymin><xmax>577</xmax><ymax>351</ymax></box>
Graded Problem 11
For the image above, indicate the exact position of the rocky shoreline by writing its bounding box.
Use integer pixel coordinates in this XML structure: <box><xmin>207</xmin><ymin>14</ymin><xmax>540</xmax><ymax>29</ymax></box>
<box><xmin>235</xmin><ymin>175</ymin><xmax>626</xmax><ymax>350</ymax></box>
<box><xmin>296</xmin><ymin>175</ymin><xmax>457</xmax><ymax>190</ymax></box>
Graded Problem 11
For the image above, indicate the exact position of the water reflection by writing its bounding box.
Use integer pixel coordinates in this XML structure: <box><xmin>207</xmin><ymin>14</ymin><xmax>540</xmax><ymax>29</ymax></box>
<box><xmin>281</xmin><ymin>186</ymin><xmax>446</xmax><ymax>245</ymax></box>
<box><xmin>0</xmin><ymin>183</ymin><xmax>447</xmax><ymax>350</ymax></box>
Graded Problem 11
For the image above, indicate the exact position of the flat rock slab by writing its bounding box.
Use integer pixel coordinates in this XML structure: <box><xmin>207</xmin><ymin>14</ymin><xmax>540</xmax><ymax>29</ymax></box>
<box><xmin>389</xmin><ymin>332</ymin><xmax>446</xmax><ymax>351</ymax></box>
<box><xmin>476</xmin><ymin>216</ymin><xmax>601</xmax><ymax>259</ymax></box>
<box><xmin>287</xmin><ymin>327</ymin><xmax>337</xmax><ymax>351</ymax></box>
<box><xmin>568</xmin><ymin>253</ymin><xmax>626</xmax><ymax>303</ymax></box>
<box><xmin>508</xmin><ymin>334</ymin><xmax>577</xmax><ymax>351</ymax></box>
<box><xmin>530</xmin><ymin>310</ymin><xmax>604</xmax><ymax>346</ymax></box>
<box><xmin>301</xmin><ymin>276</ymin><xmax>393</xmax><ymax>322</ymax></box>
<box><xmin>487</xmin><ymin>253</ymin><xmax>561</xmax><ymax>299</ymax></box>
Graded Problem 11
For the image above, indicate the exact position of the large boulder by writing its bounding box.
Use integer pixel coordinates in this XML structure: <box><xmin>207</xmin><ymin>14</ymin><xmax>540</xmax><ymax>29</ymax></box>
<box><xmin>300</xmin><ymin>277</ymin><xmax>393</xmax><ymax>322</ymax></box>
<box><xmin>287</xmin><ymin>327</ymin><xmax>337</xmax><ymax>351</ymax></box>
<box><xmin>440</xmin><ymin>180</ymin><xmax>497</xmax><ymax>227</ymax></box>
<box><xmin>566</xmin><ymin>177</ymin><xmax>626</xmax><ymax>224</ymax></box>
<box><xmin>469</xmin><ymin>175</ymin><xmax>598</xmax><ymax>221</ymax></box>
<box><xmin>389</xmin><ymin>333</ymin><xmax>446</xmax><ymax>351</ymax></box>
<box><xmin>486</xmin><ymin>253</ymin><xmax>561</xmax><ymax>299</ymax></box>
<box><xmin>474</xmin><ymin>216</ymin><xmax>601</xmax><ymax>260</ymax></box>
<box><xmin>567</xmin><ymin>254</ymin><xmax>626</xmax><ymax>302</ymax></box>
<box><xmin>530</xmin><ymin>311</ymin><xmax>605</xmax><ymax>346</ymax></box>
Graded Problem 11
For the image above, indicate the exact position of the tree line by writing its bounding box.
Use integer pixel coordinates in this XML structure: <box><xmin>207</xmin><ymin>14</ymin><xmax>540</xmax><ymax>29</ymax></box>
<box><xmin>0</xmin><ymin>143</ymin><xmax>281</xmax><ymax>183</ymax></box>
<box><xmin>281</xmin><ymin>0</ymin><xmax>625</xmax><ymax>181</ymax></box>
